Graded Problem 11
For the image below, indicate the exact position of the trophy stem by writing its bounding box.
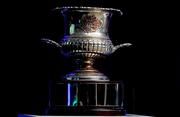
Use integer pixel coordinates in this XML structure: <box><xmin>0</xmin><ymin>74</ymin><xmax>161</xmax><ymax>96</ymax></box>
<box><xmin>64</xmin><ymin>59</ymin><xmax>109</xmax><ymax>81</ymax></box>
<box><xmin>75</xmin><ymin>59</ymin><xmax>94</xmax><ymax>70</ymax></box>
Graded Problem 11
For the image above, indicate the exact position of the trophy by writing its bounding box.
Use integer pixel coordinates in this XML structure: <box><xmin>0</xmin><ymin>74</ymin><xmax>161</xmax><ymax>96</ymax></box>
<box><xmin>42</xmin><ymin>6</ymin><xmax>131</xmax><ymax>115</ymax></box>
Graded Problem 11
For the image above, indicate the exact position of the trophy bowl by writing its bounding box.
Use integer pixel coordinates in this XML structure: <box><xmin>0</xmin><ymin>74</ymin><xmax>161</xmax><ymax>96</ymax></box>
<box><xmin>42</xmin><ymin>6</ymin><xmax>131</xmax><ymax>81</ymax></box>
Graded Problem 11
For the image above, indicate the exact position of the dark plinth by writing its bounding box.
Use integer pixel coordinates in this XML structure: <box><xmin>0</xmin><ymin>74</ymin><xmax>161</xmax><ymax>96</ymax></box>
<box><xmin>47</xmin><ymin>80</ymin><xmax>125</xmax><ymax>115</ymax></box>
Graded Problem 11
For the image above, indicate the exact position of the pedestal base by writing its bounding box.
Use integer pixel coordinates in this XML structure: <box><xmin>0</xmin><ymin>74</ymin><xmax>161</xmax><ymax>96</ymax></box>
<box><xmin>47</xmin><ymin>106</ymin><xmax>126</xmax><ymax>115</ymax></box>
<box><xmin>47</xmin><ymin>80</ymin><xmax>125</xmax><ymax>115</ymax></box>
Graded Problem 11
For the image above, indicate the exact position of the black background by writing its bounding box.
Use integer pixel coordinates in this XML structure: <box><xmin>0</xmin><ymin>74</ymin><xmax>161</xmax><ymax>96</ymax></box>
<box><xmin>3</xmin><ymin>0</ymin><xmax>178</xmax><ymax>116</ymax></box>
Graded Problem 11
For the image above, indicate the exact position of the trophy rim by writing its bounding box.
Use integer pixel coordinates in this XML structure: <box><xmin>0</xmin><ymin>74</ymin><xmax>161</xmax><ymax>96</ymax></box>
<box><xmin>53</xmin><ymin>6</ymin><xmax>123</xmax><ymax>15</ymax></box>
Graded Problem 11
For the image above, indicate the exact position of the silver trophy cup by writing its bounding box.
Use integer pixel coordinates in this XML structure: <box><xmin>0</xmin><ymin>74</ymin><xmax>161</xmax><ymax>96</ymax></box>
<box><xmin>42</xmin><ymin>6</ymin><xmax>132</xmax><ymax>115</ymax></box>
<box><xmin>42</xmin><ymin>6</ymin><xmax>131</xmax><ymax>81</ymax></box>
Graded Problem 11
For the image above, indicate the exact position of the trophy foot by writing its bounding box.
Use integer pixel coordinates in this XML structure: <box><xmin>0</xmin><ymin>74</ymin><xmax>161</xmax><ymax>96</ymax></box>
<box><xmin>64</xmin><ymin>59</ymin><xmax>109</xmax><ymax>81</ymax></box>
<box><xmin>64</xmin><ymin>69</ymin><xmax>109</xmax><ymax>81</ymax></box>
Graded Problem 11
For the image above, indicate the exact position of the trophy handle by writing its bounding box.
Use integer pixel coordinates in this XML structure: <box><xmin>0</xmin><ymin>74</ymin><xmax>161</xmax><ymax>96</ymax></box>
<box><xmin>41</xmin><ymin>38</ymin><xmax>62</xmax><ymax>48</ymax></box>
<box><xmin>112</xmin><ymin>43</ymin><xmax>132</xmax><ymax>53</ymax></box>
